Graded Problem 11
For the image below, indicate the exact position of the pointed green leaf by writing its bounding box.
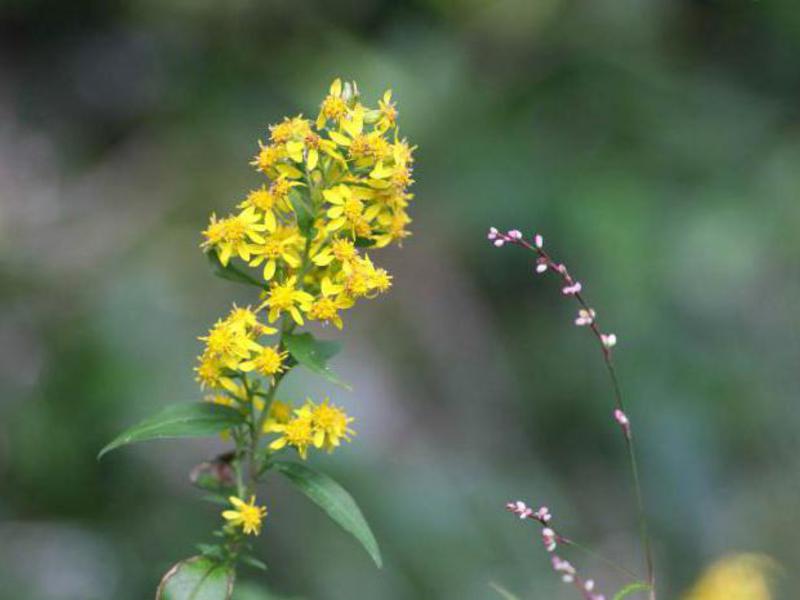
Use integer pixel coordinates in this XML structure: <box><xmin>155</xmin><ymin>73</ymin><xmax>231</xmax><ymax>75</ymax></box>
<box><xmin>489</xmin><ymin>582</ymin><xmax>522</xmax><ymax>600</ymax></box>
<box><xmin>157</xmin><ymin>556</ymin><xmax>235</xmax><ymax>600</ymax></box>
<box><xmin>207</xmin><ymin>250</ymin><xmax>264</xmax><ymax>289</ymax></box>
<box><xmin>613</xmin><ymin>582</ymin><xmax>651</xmax><ymax>600</ymax></box>
<box><xmin>283</xmin><ymin>332</ymin><xmax>350</xmax><ymax>389</ymax></box>
<box><xmin>98</xmin><ymin>403</ymin><xmax>246</xmax><ymax>459</ymax></box>
<box><xmin>274</xmin><ymin>461</ymin><xmax>381</xmax><ymax>568</ymax></box>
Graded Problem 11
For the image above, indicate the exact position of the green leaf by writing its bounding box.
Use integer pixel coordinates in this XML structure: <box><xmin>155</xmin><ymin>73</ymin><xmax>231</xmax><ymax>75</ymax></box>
<box><xmin>157</xmin><ymin>556</ymin><xmax>235</xmax><ymax>600</ymax></box>
<box><xmin>283</xmin><ymin>332</ymin><xmax>350</xmax><ymax>389</ymax></box>
<box><xmin>207</xmin><ymin>250</ymin><xmax>264</xmax><ymax>289</ymax></box>
<box><xmin>489</xmin><ymin>582</ymin><xmax>522</xmax><ymax>600</ymax></box>
<box><xmin>239</xmin><ymin>554</ymin><xmax>268</xmax><ymax>571</ymax></box>
<box><xmin>232</xmin><ymin>582</ymin><xmax>303</xmax><ymax>600</ymax></box>
<box><xmin>290</xmin><ymin>190</ymin><xmax>315</xmax><ymax>237</ymax></box>
<box><xmin>98</xmin><ymin>403</ymin><xmax>246</xmax><ymax>459</ymax></box>
<box><xmin>274</xmin><ymin>461</ymin><xmax>382</xmax><ymax>568</ymax></box>
<box><xmin>613</xmin><ymin>582</ymin><xmax>651</xmax><ymax>600</ymax></box>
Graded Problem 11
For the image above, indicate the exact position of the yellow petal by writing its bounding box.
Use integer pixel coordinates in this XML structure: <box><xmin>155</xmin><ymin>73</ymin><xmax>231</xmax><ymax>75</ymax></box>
<box><xmin>307</xmin><ymin>148</ymin><xmax>319</xmax><ymax>170</ymax></box>
<box><xmin>328</xmin><ymin>130</ymin><xmax>351</xmax><ymax>147</ymax></box>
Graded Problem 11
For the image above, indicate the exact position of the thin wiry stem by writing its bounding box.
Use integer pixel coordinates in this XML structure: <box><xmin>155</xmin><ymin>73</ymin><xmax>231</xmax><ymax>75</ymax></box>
<box><xmin>500</xmin><ymin>231</ymin><xmax>655</xmax><ymax>599</ymax></box>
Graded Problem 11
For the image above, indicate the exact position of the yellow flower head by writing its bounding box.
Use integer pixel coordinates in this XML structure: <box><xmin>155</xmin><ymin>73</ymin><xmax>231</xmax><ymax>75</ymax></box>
<box><xmin>308</xmin><ymin>277</ymin><xmax>353</xmax><ymax>329</ymax></box>
<box><xmin>239</xmin><ymin>345</ymin><xmax>288</xmax><ymax>379</ymax></box>
<box><xmin>263</xmin><ymin>276</ymin><xmax>314</xmax><ymax>324</ymax></box>
<box><xmin>268</xmin><ymin>413</ymin><xmax>315</xmax><ymax>459</ymax></box>
<box><xmin>201</xmin><ymin>208</ymin><xmax>267</xmax><ymax>266</ymax></box>
<box><xmin>316</xmin><ymin>78</ymin><xmax>349</xmax><ymax>129</ymax></box>
<box><xmin>306</xmin><ymin>398</ymin><xmax>355</xmax><ymax>452</ymax></box>
<box><xmin>222</xmin><ymin>495</ymin><xmax>267</xmax><ymax>536</ymax></box>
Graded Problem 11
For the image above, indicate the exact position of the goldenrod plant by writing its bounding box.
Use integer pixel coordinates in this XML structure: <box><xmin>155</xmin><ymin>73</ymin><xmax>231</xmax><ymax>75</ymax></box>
<box><xmin>99</xmin><ymin>78</ymin><xmax>415</xmax><ymax>599</ymax></box>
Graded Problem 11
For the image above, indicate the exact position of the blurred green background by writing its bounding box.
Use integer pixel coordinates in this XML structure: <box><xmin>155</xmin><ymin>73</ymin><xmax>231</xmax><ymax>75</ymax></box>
<box><xmin>1</xmin><ymin>1</ymin><xmax>798</xmax><ymax>599</ymax></box>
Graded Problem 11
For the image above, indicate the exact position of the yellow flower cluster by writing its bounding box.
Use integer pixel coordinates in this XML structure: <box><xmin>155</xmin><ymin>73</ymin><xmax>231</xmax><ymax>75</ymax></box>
<box><xmin>201</xmin><ymin>78</ymin><xmax>415</xmax><ymax>330</ymax></box>
<box><xmin>267</xmin><ymin>398</ymin><xmax>355</xmax><ymax>459</ymax></box>
<box><xmin>195</xmin><ymin>78</ymin><xmax>413</xmax><ymax>478</ymax></box>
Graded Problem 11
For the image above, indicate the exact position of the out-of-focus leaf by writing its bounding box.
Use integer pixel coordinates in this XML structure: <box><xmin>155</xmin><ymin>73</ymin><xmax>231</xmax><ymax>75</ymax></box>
<box><xmin>232</xmin><ymin>582</ymin><xmax>303</xmax><ymax>600</ymax></box>
<box><xmin>613</xmin><ymin>582</ymin><xmax>651</xmax><ymax>600</ymax></box>
<box><xmin>98</xmin><ymin>403</ymin><xmax>246</xmax><ymax>459</ymax></box>
<box><xmin>156</xmin><ymin>556</ymin><xmax>235</xmax><ymax>600</ymax></box>
<box><xmin>239</xmin><ymin>555</ymin><xmax>268</xmax><ymax>571</ymax></box>
<box><xmin>274</xmin><ymin>460</ymin><xmax>381</xmax><ymax>568</ymax></box>
<box><xmin>283</xmin><ymin>332</ymin><xmax>349</xmax><ymax>389</ymax></box>
<box><xmin>207</xmin><ymin>250</ymin><xmax>264</xmax><ymax>288</ymax></box>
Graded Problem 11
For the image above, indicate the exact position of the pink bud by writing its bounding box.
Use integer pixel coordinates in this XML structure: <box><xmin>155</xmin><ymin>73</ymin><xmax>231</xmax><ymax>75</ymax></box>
<box><xmin>601</xmin><ymin>333</ymin><xmax>617</xmax><ymax>348</ymax></box>
<box><xmin>535</xmin><ymin>263</ymin><xmax>547</xmax><ymax>274</ymax></box>
<box><xmin>508</xmin><ymin>229</ymin><xmax>523</xmax><ymax>240</ymax></box>
<box><xmin>614</xmin><ymin>409</ymin><xmax>629</xmax><ymax>427</ymax></box>
<box><xmin>562</xmin><ymin>282</ymin><xmax>582</xmax><ymax>295</ymax></box>
<box><xmin>487</xmin><ymin>227</ymin><xmax>499</xmax><ymax>240</ymax></box>
<box><xmin>534</xmin><ymin>234</ymin><xmax>543</xmax><ymax>248</ymax></box>
<box><xmin>493</xmin><ymin>239</ymin><xmax>505</xmax><ymax>247</ymax></box>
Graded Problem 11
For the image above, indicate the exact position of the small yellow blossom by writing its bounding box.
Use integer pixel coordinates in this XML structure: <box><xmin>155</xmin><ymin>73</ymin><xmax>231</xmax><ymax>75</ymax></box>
<box><xmin>199</xmin><ymin>318</ymin><xmax>262</xmax><ymax>368</ymax></box>
<box><xmin>249</xmin><ymin>226</ymin><xmax>303</xmax><ymax>281</ymax></box>
<box><xmin>239</xmin><ymin>345</ymin><xmax>288</xmax><ymax>379</ymax></box>
<box><xmin>307</xmin><ymin>398</ymin><xmax>355</xmax><ymax>452</ymax></box>
<box><xmin>201</xmin><ymin>207</ymin><xmax>268</xmax><ymax>266</ymax></box>
<box><xmin>263</xmin><ymin>276</ymin><xmax>314</xmax><ymax>324</ymax></box>
<box><xmin>222</xmin><ymin>495</ymin><xmax>267</xmax><ymax>536</ymax></box>
<box><xmin>268</xmin><ymin>413</ymin><xmax>315</xmax><ymax>459</ymax></box>
<box><xmin>316</xmin><ymin>78</ymin><xmax>349</xmax><ymax>129</ymax></box>
<box><xmin>308</xmin><ymin>277</ymin><xmax>353</xmax><ymax>329</ymax></box>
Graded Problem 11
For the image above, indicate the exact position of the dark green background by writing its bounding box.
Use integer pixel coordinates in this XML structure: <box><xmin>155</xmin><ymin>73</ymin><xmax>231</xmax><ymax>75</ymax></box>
<box><xmin>1</xmin><ymin>1</ymin><xmax>798</xmax><ymax>598</ymax></box>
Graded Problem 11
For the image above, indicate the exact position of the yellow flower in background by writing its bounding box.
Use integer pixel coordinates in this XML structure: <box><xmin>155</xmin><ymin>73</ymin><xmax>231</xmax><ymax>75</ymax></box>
<box><xmin>222</xmin><ymin>495</ymin><xmax>267</xmax><ymax>536</ymax></box>
<box><xmin>683</xmin><ymin>554</ymin><xmax>778</xmax><ymax>600</ymax></box>
<box><xmin>262</xmin><ymin>399</ymin><xmax>292</xmax><ymax>432</ymax></box>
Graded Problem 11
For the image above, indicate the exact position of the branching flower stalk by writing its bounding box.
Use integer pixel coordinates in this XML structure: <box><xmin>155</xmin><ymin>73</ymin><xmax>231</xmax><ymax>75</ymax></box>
<box><xmin>489</xmin><ymin>228</ymin><xmax>655</xmax><ymax>600</ymax></box>
<box><xmin>101</xmin><ymin>78</ymin><xmax>415</xmax><ymax>599</ymax></box>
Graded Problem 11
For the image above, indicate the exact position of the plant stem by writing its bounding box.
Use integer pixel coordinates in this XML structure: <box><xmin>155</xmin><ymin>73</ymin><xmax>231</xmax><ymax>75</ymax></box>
<box><xmin>513</xmin><ymin>237</ymin><xmax>656</xmax><ymax>597</ymax></box>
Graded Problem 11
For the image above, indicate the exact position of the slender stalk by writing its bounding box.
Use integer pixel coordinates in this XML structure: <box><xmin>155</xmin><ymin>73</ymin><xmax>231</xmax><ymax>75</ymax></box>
<box><xmin>508</xmin><ymin>234</ymin><xmax>656</xmax><ymax>598</ymax></box>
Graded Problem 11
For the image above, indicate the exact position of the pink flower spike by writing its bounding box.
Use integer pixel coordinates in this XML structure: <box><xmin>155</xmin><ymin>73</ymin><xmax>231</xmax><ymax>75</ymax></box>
<box><xmin>562</xmin><ymin>282</ymin><xmax>582</xmax><ymax>295</ymax></box>
<box><xmin>508</xmin><ymin>229</ymin><xmax>523</xmax><ymax>240</ymax></box>
<box><xmin>534</xmin><ymin>234</ymin><xmax>543</xmax><ymax>248</ymax></box>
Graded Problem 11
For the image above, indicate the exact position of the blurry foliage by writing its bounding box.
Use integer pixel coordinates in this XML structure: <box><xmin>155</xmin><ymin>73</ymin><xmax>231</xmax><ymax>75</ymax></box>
<box><xmin>1</xmin><ymin>0</ymin><xmax>799</xmax><ymax>599</ymax></box>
